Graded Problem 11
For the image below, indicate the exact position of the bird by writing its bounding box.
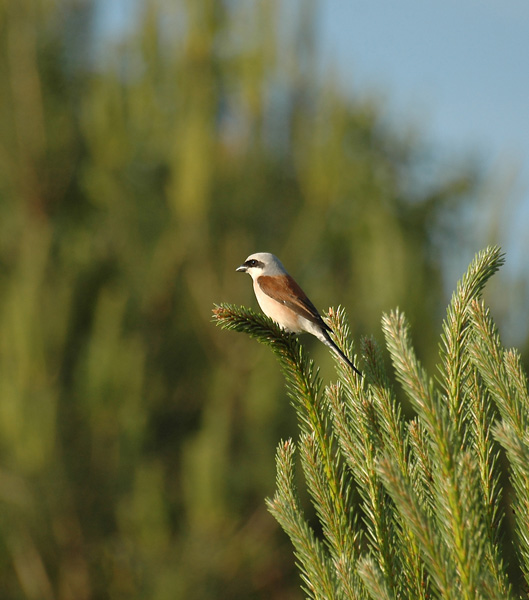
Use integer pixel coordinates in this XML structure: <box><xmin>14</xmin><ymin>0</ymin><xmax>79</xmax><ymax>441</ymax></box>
<box><xmin>236</xmin><ymin>252</ymin><xmax>361</xmax><ymax>375</ymax></box>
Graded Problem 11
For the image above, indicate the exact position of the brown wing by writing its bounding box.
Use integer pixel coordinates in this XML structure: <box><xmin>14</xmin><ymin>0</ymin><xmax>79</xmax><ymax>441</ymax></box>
<box><xmin>257</xmin><ymin>275</ymin><xmax>330</xmax><ymax>330</ymax></box>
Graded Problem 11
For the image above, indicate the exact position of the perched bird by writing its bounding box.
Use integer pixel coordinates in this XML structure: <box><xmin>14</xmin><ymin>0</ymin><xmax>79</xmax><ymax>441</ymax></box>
<box><xmin>236</xmin><ymin>252</ymin><xmax>361</xmax><ymax>375</ymax></box>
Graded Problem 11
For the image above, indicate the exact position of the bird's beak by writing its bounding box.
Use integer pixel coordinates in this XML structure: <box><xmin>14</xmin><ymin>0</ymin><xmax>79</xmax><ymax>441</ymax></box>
<box><xmin>236</xmin><ymin>264</ymin><xmax>247</xmax><ymax>273</ymax></box>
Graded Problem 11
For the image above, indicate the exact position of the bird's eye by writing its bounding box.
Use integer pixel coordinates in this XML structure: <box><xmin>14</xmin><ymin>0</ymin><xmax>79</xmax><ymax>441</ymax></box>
<box><xmin>247</xmin><ymin>259</ymin><xmax>257</xmax><ymax>267</ymax></box>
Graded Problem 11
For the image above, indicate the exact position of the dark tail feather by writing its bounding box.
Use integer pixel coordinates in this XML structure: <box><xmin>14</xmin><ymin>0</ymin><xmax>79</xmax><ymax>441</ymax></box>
<box><xmin>321</xmin><ymin>331</ymin><xmax>362</xmax><ymax>376</ymax></box>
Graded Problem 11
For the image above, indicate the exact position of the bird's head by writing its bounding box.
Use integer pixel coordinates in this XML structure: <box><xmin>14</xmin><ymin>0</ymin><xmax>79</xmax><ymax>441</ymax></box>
<box><xmin>236</xmin><ymin>252</ymin><xmax>286</xmax><ymax>279</ymax></box>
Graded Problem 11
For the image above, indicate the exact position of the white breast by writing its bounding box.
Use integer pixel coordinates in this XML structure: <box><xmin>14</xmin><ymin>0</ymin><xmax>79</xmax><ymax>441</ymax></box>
<box><xmin>253</xmin><ymin>280</ymin><xmax>303</xmax><ymax>333</ymax></box>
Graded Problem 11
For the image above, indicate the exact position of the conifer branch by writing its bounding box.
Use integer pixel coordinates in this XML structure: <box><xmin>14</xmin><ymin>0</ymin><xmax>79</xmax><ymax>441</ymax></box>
<box><xmin>468</xmin><ymin>299</ymin><xmax>529</xmax><ymax>589</ymax></box>
<box><xmin>360</xmin><ymin>338</ymin><xmax>428</xmax><ymax>598</ymax></box>
<box><xmin>356</xmin><ymin>556</ymin><xmax>392</xmax><ymax>600</ymax></box>
<box><xmin>381</xmin><ymin>256</ymin><xmax>509</xmax><ymax>599</ymax></box>
<box><xmin>468</xmin><ymin>299</ymin><xmax>528</xmax><ymax>436</ymax></box>
<box><xmin>437</xmin><ymin>245</ymin><xmax>504</xmax><ymax>430</ymax></box>
<box><xmin>298</xmin><ymin>432</ymin><xmax>363</xmax><ymax>598</ymax></box>
<box><xmin>212</xmin><ymin>304</ymin><xmax>325</xmax><ymax>444</ymax></box>
<box><xmin>465</xmin><ymin>370</ymin><xmax>511</xmax><ymax>596</ymax></box>
<box><xmin>214</xmin><ymin>303</ymin><xmax>364</xmax><ymax>596</ymax></box>
<box><xmin>377</xmin><ymin>454</ymin><xmax>454</xmax><ymax>598</ymax></box>
<box><xmin>214</xmin><ymin>246</ymin><xmax>527</xmax><ymax>599</ymax></box>
<box><xmin>265</xmin><ymin>440</ymin><xmax>338</xmax><ymax>600</ymax></box>
<box><xmin>326</xmin><ymin>380</ymin><xmax>401</xmax><ymax>596</ymax></box>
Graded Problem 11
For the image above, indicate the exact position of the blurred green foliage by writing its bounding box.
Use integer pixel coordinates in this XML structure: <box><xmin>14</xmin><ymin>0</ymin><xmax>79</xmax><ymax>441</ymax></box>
<box><xmin>0</xmin><ymin>1</ymin><xmax>491</xmax><ymax>598</ymax></box>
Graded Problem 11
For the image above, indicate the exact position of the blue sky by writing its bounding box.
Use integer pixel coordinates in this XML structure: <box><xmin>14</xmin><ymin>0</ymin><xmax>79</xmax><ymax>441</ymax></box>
<box><xmin>319</xmin><ymin>0</ymin><xmax>529</xmax><ymax>231</ymax></box>
<box><xmin>320</xmin><ymin>0</ymin><xmax>529</xmax><ymax>163</ymax></box>
<box><xmin>319</xmin><ymin>0</ymin><xmax>529</xmax><ymax>343</ymax></box>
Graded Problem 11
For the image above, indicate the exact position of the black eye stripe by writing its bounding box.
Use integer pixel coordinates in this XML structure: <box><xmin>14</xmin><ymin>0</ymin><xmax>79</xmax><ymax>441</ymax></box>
<box><xmin>245</xmin><ymin>259</ymin><xmax>264</xmax><ymax>268</ymax></box>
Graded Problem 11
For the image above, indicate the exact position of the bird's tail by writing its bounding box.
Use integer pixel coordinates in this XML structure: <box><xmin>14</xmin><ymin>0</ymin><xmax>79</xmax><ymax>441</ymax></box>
<box><xmin>320</xmin><ymin>330</ymin><xmax>362</xmax><ymax>376</ymax></box>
